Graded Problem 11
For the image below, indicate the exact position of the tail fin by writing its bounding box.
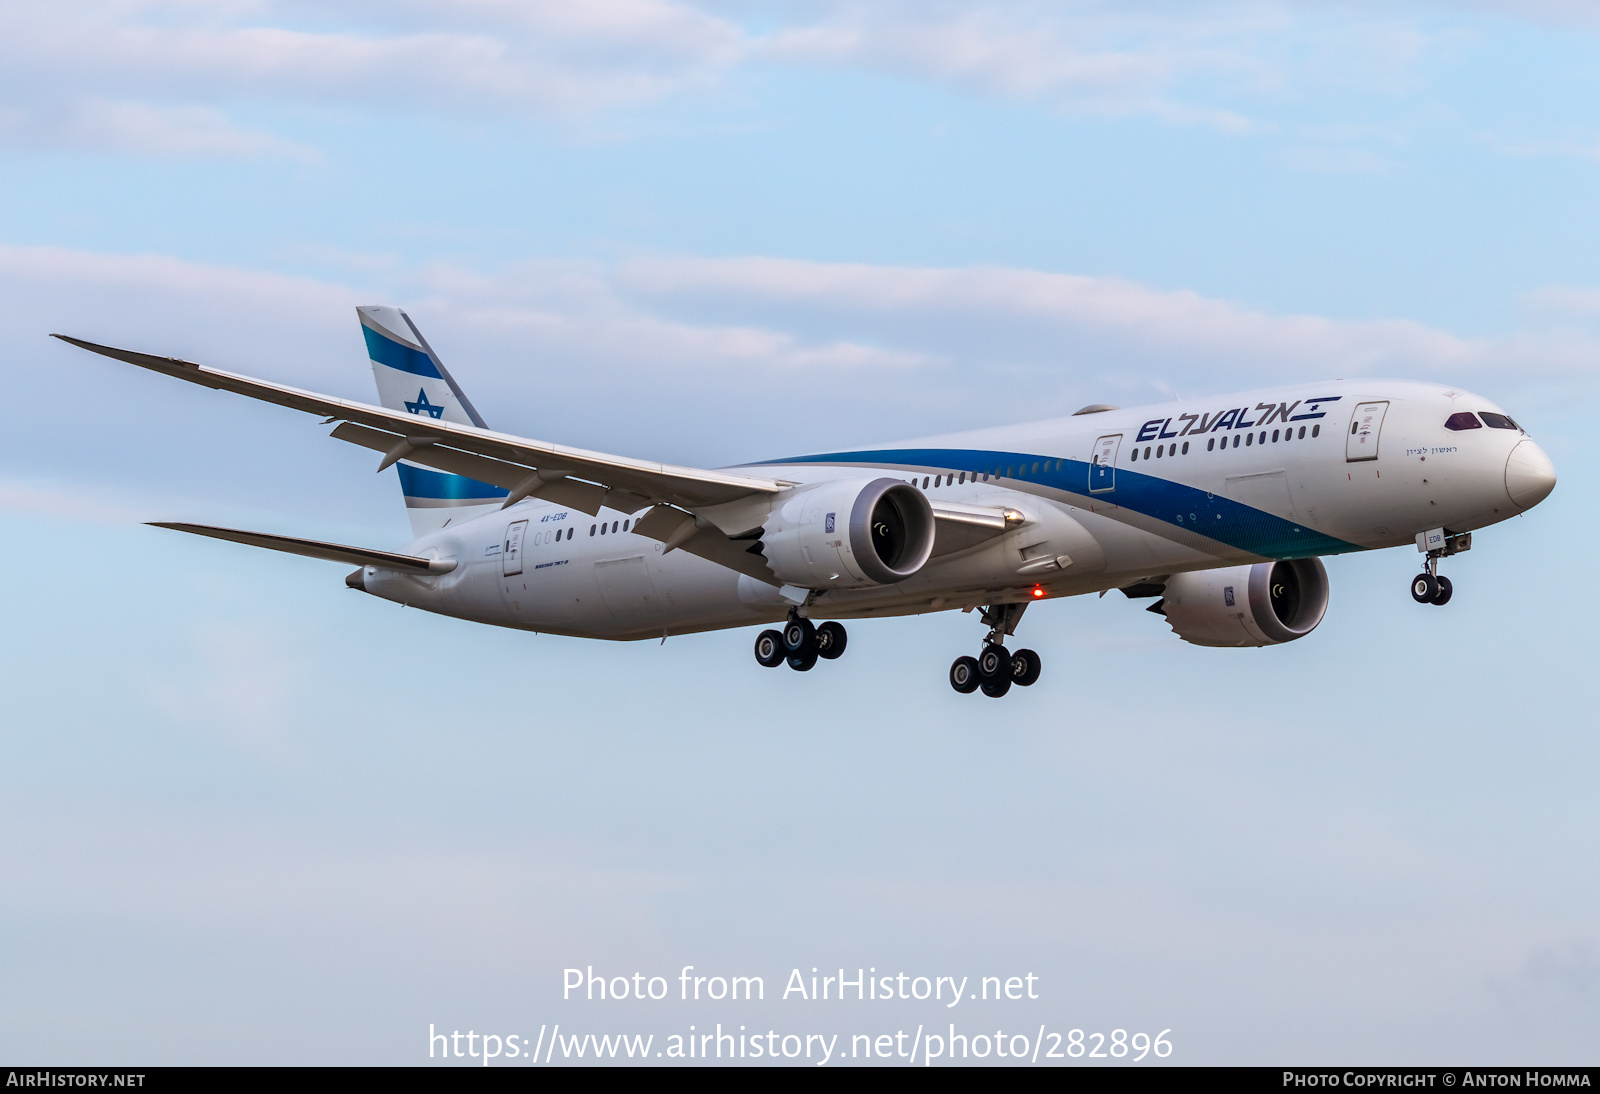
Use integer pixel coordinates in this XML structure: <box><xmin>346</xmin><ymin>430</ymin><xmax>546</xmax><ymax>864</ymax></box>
<box><xmin>357</xmin><ymin>306</ymin><xmax>507</xmax><ymax>538</ymax></box>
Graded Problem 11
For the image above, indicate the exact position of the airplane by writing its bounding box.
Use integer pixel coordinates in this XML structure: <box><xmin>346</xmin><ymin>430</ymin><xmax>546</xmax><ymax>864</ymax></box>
<box><xmin>52</xmin><ymin>306</ymin><xmax>1557</xmax><ymax>698</ymax></box>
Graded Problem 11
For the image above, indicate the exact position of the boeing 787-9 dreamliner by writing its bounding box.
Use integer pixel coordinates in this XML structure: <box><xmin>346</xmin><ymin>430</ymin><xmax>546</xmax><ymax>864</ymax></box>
<box><xmin>53</xmin><ymin>306</ymin><xmax>1556</xmax><ymax>698</ymax></box>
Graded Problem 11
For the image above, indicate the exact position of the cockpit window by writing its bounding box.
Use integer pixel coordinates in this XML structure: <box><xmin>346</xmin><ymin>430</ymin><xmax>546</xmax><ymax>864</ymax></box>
<box><xmin>1444</xmin><ymin>412</ymin><xmax>1482</xmax><ymax>431</ymax></box>
<box><xmin>1479</xmin><ymin>412</ymin><xmax>1520</xmax><ymax>430</ymax></box>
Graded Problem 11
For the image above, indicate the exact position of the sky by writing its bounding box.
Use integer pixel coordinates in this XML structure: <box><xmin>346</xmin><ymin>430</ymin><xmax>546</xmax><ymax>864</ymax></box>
<box><xmin>1</xmin><ymin>0</ymin><xmax>1597</xmax><ymax>1066</ymax></box>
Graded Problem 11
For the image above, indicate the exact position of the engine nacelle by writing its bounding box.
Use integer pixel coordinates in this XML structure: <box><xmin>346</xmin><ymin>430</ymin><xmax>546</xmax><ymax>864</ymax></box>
<box><xmin>1160</xmin><ymin>558</ymin><xmax>1329</xmax><ymax>647</ymax></box>
<box><xmin>758</xmin><ymin>477</ymin><xmax>936</xmax><ymax>590</ymax></box>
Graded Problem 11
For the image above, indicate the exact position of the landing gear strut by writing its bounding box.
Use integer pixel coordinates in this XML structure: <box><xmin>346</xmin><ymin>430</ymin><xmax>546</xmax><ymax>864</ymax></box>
<box><xmin>754</xmin><ymin>611</ymin><xmax>848</xmax><ymax>672</ymax></box>
<box><xmin>1411</xmin><ymin>530</ymin><xmax>1469</xmax><ymax>607</ymax></box>
<box><xmin>949</xmin><ymin>602</ymin><xmax>1043</xmax><ymax>698</ymax></box>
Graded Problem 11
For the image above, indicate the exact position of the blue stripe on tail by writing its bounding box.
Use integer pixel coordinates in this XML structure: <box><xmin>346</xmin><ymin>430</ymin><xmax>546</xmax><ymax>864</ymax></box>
<box><xmin>363</xmin><ymin>325</ymin><xmax>442</xmax><ymax>378</ymax></box>
<box><xmin>397</xmin><ymin>464</ymin><xmax>508</xmax><ymax>501</ymax></box>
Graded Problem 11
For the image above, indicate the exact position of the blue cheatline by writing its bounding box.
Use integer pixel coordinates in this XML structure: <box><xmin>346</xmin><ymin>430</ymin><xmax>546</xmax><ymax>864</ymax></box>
<box><xmin>753</xmin><ymin>447</ymin><xmax>1361</xmax><ymax>561</ymax></box>
<box><xmin>397</xmin><ymin>463</ymin><xmax>508</xmax><ymax>501</ymax></box>
<box><xmin>363</xmin><ymin>325</ymin><xmax>442</xmax><ymax>379</ymax></box>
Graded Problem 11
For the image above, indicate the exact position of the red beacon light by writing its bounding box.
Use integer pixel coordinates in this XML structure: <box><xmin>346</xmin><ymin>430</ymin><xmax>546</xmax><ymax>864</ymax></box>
<box><xmin>1031</xmin><ymin>585</ymin><xmax>1046</xmax><ymax>598</ymax></box>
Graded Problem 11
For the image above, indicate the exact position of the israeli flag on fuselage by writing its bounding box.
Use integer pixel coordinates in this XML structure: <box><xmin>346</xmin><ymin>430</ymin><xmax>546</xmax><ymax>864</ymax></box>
<box><xmin>357</xmin><ymin>306</ymin><xmax>507</xmax><ymax>538</ymax></box>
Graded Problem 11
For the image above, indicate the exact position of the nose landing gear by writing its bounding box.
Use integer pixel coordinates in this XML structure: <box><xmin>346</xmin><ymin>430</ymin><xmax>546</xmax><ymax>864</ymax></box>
<box><xmin>753</xmin><ymin>613</ymin><xmax>849</xmax><ymax>673</ymax></box>
<box><xmin>1410</xmin><ymin>572</ymin><xmax>1453</xmax><ymax>606</ymax></box>
<box><xmin>949</xmin><ymin>603</ymin><xmax>1043</xmax><ymax>698</ymax></box>
<box><xmin>1411</xmin><ymin>530</ymin><xmax>1469</xmax><ymax>606</ymax></box>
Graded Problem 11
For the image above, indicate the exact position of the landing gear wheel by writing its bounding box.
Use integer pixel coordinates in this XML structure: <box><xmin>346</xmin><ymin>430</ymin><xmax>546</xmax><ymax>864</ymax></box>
<box><xmin>754</xmin><ymin>629</ymin><xmax>786</xmax><ymax>668</ymax></box>
<box><xmin>980</xmin><ymin>675</ymin><xmax>1012</xmax><ymax>699</ymax></box>
<box><xmin>782</xmin><ymin>618</ymin><xmax>816</xmax><ymax>654</ymax></box>
<box><xmin>1410</xmin><ymin>573</ymin><xmax>1438</xmax><ymax>604</ymax></box>
<box><xmin>786</xmin><ymin>649</ymin><xmax>819</xmax><ymax>672</ymax></box>
<box><xmin>1011</xmin><ymin>648</ymin><xmax>1042</xmax><ymax>687</ymax></box>
<box><xmin>1430</xmin><ymin>575</ymin><xmax>1453</xmax><ymax>606</ymax></box>
<box><xmin>977</xmin><ymin>643</ymin><xmax>1011</xmax><ymax>680</ymax></box>
<box><xmin>949</xmin><ymin>656</ymin><xmax>981</xmax><ymax>694</ymax></box>
<box><xmin>815</xmin><ymin>621</ymin><xmax>848</xmax><ymax>660</ymax></box>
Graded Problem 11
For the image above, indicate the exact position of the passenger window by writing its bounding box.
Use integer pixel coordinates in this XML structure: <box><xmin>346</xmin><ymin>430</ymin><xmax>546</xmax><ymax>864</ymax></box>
<box><xmin>1480</xmin><ymin>412</ymin><xmax>1518</xmax><ymax>430</ymax></box>
<box><xmin>958</xmin><ymin>472</ymin><xmax>966</xmax><ymax>484</ymax></box>
<box><xmin>922</xmin><ymin>477</ymin><xmax>929</xmax><ymax>488</ymax></box>
<box><xmin>1245</xmin><ymin>433</ymin><xmax>1253</xmax><ymax>446</ymax></box>
<box><xmin>1298</xmin><ymin>426</ymin><xmax>1305</xmax><ymax>439</ymax></box>
<box><xmin>623</xmin><ymin>520</ymin><xmax>630</xmax><ymax>532</ymax></box>
<box><xmin>1233</xmin><ymin>434</ymin><xmax>1241</xmax><ymax>448</ymax></box>
<box><xmin>612</xmin><ymin>521</ymin><xmax>619</xmax><ymax>533</ymax></box>
<box><xmin>600</xmin><ymin>523</ymin><xmax>606</xmax><ymax>534</ymax></box>
<box><xmin>1272</xmin><ymin>429</ymin><xmax>1280</xmax><ymax>442</ymax></box>
<box><xmin>1181</xmin><ymin>441</ymin><xmax>1189</xmax><ymax>454</ymax></box>
<box><xmin>1207</xmin><ymin>438</ymin><xmax>1215</xmax><ymax>451</ymax></box>
<box><xmin>1312</xmin><ymin>425</ymin><xmax>1320</xmax><ymax>437</ymax></box>
<box><xmin>590</xmin><ymin>524</ymin><xmax>596</xmax><ymax>536</ymax></box>
<box><xmin>1130</xmin><ymin>449</ymin><xmax>1138</xmax><ymax>462</ymax></box>
<box><xmin>567</xmin><ymin>528</ymin><xmax>574</xmax><ymax>540</ymax></box>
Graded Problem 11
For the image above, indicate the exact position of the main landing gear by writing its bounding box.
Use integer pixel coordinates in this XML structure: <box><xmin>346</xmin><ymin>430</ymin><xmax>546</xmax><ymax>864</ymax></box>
<box><xmin>1411</xmin><ymin>530</ymin><xmax>1471</xmax><ymax>607</ymax></box>
<box><xmin>754</xmin><ymin>613</ymin><xmax>848</xmax><ymax>672</ymax></box>
<box><xmin>949</xmin><ymin>603</ymin><xmax>1042</xmax><ymax>698</ymax></box>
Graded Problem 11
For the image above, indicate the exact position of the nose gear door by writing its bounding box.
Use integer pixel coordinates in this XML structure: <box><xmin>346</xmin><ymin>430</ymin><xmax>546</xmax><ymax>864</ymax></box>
<box><xmin>1089</xmin><ymin>434</ymin><xmax>1121</xmax><ymax>493</ymax></box>
<box><xmin>1346</xmin><ymin>401</ymin><xmax>1388</xmax><ymax>462</ymax></box>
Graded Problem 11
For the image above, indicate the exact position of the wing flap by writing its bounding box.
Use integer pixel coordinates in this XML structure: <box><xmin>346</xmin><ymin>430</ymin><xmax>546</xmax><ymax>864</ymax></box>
<box><xmin>150</xmin><ymin>522</ymin><xmax>456</xmax><ymax>574</ymax></box>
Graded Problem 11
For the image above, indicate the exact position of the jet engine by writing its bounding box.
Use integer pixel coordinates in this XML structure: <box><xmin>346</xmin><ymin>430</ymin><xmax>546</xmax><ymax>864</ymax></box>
<box><xmin>1159</xmin><ymin>558</ymin><xmax>1329</xmax><ymax>647</ymax></box>
<box><xmin>756</xmin><ymin>477</ymin><xmax>936</xmax><ymax>590</ymax></box>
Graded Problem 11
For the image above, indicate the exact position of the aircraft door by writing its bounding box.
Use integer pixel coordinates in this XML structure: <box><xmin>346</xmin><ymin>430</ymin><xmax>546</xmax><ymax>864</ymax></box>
<box><xmin>503</xmin><ymin>519</ymin><xmax>528</xmax><ymax>576</ymax></box>
<box><xmin>1089</xmin><ymin>434</ymin><xmax>1121</xmax><ymax>493</ymax></box>
<box><xmin>1346</xmin><ymin>401</ymin><xmax>1389</xmax><ymax>462</ymax></box>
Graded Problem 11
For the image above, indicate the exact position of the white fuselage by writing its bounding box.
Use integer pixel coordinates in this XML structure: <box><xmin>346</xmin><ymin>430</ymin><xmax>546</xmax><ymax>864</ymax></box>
<box><xmin>361</xmin><ymin>379</ymin><xmax>1553</xmax><ymax>639</ymax></box>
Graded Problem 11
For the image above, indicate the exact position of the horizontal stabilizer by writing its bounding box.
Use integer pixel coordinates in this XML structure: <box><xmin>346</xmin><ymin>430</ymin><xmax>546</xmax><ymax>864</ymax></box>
<box><xmin>149</xmin><ymin>522</ymin><xmax>457</xmax><ymax>574</ymax></box>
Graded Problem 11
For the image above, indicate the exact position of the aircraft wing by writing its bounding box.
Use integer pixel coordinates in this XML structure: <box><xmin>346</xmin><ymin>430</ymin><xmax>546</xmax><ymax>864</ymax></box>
<box><xmin>52</xmin><ymin>335</ymin><xmax>788</xmax><ymax>516</ymax></box>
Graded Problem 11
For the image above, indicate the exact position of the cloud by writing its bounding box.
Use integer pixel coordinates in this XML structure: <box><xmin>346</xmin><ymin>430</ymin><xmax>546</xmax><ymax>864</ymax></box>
<box><xmin>1522</xmin><ymin>285</ymin><xmax>1600</xmax><ymax>318</ymax></box>
<box><xmin>0</xmin><ymin>98</ymin><xmax>314</xmax><ymax>159</ymax></box>
<box><xmin>758</xmin><ymin>2</ymin><xmax>1275</xmax><ymax>129</ymax></box>
<box><xmin>16</xmin><ymin>242</ymin><xmax>1598</xmax><ymax>410</ymax></box>
<box><xmin>9</xmin><ymin>242</ymin><xmax>1596</xmax><ymax>503</ymax></box>
<box><xmin>612</xmin><ymin>254</ymin><xmax>1600</xmax><ymax>390</ymax></box>
<box><xmin>0</xmin><ymin>2</ymin><xmax>1496</xmax><ymax>158</ymax></box>
<box><xmin>0</xmin><ymin>0</ymin><xmax>746</xmax><ymax>150</ymax></box>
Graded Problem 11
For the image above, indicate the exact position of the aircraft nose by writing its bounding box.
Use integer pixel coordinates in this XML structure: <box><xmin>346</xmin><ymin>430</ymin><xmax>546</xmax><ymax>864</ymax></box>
<box><xmin>1505</xmin><ymin>439</ymin><xmax>1557</xmax><ymax>510</ymax></box>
